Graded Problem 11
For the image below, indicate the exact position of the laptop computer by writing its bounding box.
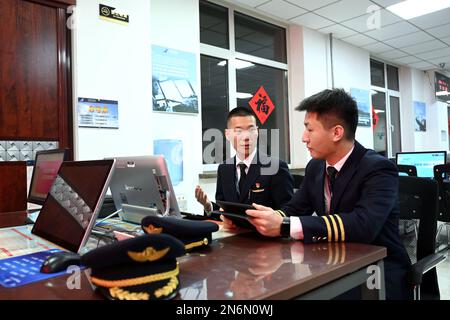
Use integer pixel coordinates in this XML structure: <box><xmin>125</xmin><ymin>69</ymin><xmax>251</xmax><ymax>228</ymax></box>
<box><xmin>26</xmin><ymin>149</ymin><xmax>68</xmax><ymax>222</ymax></box>
<box><xmin>107</xmin><ymin>155</ymin><xmax>181</xmax><ymax>224</ymax></box>
<box><xmin>30</xmin><ymin>159</ymin><xmax>115</xmax><ymax>253</ymax></box>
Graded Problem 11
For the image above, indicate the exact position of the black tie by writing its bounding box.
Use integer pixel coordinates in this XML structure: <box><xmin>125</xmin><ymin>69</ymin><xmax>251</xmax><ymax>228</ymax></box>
<box><xmin>238</xmin><ymin>162</ymin><xmax>247</xmax><ymax>194</ymax></box>
<box><xmin>327</xmin><ymin>166</ymin><xmax>338</xmax><ymax>194</ymax></box>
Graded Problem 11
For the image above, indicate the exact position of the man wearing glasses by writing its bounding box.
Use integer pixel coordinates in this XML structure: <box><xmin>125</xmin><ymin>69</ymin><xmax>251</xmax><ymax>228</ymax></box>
<box><xmin>195</xmin><ymin>107</ymin><xmax>294</xmax><ymax>218</ymax></box>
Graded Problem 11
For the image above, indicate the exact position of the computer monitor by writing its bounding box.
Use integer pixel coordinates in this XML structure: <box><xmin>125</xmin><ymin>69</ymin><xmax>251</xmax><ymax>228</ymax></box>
<box><xmin>396</xmin><ymin>151</ymin><xmax>447</xmax><ymax>178</ymax></box>
<box><xmin>108</xmin><ymin>155</ymin><xmax>181</xmax><ymax>223</ymax></box>
<box><xmin>31</xmin><ymin>159</ymin><xmax>115</xmax><ymax>253</ymax></box>
<box><xmin>28</xmin><ymin>149</ymin><xmax>68</xmax><ymax>205</ymax></box>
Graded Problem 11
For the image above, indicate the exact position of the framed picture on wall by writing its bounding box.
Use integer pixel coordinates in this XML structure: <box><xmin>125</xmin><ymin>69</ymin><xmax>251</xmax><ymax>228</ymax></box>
<box><xmin>77</xmin><ymin>98</ymin><xmax>119</xmax><ymax>129</ymax></box>
<box><xmin>350</xmin><ymin>88</ymin><xmax>371</xmax><ymax>127</ymax></box>
<box><xmin>152</xmin><ymin>45</ymin><xmax>198</xmax><ymax>114</ymax></box>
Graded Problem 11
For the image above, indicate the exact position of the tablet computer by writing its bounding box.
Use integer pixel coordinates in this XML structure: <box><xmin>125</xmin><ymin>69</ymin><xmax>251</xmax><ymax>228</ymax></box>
<box><xmin>215</xmin><ymin>200</ymin><xmax>256</xmax><ymax>230</ymax></box>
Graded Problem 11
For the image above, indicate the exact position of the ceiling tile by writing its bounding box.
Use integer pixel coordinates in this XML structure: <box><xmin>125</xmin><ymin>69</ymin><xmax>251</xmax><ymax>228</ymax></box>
<box><xmin>289</xmin><ymin>12</ymin><xmax>335</xmax><ymax>29</ymax></box>
<box><xmin>362</xmin><ymin>41</ymin><xmax>394</xmax><ymax>53</ymax></box>
<box><xmin>365</xmin><ymin>21</ymin><xmax>419</xmax><ymax>41</ymax></box>
<box><xmin>369</xmin><ymin>0</ymin><xmax>404</xmax><ymax>7</ymax></box>
<box><xmin>285</xmin><ymin>0</ymin><xmax>341</xmax><ymax>11</ymax></box>
<box><xmin>340</xmin><ymin>9</ymin><xmax>401</xmax><ymax>33</ymax></box>
<box><xmin>416</xmin><ymin>47</ymin><xmax>450</xmax><ymax>60</ymax></box>
<box><xmin>377</xmin><ymin>49</ymin><xmax>408</xmax><ymax>59</ymax></box>
<box><xmin>442</xmin><ymin>36</ymin><xmax>450</xmax><ymax>45</ymax></box>
<box><xmin>314</xmin><ymin>0</ymin><xmax>375</xmax><ymax>22</ymax></box>
<box><xmin>317</xmin><ymin>24</ymin><xmax>358</xmax><ymax>38</ymax></box>
<box><xmin>407</xmin><ymin>61</ymin><xmax>436</xmax><ymax>70</ymax></box>
<box><xmin>227</xmin><ymin>0</ymin><xmax>269</xmax><ymax>8</ymax></box>
<box><xmin>392</xmin><ymin>55</ymin><xmax>421</xmax><ymax>64</ymax></box>
<box><xmin>258</xmin><ymin>0</ymin><xmax>307</xmax><ymax>20</ymax></box>
<box><xmin>384</xmin><ymin>31</ymin><xmax>434</xmax><ymax>48</ymax></box>
<box><xmin>425</xmin><ymin>23</ymin><xmax>450</xmax><ymax>38</ymax></box>
<box><xmin>428</xmin><ymin>56</ymin><xmax>450</xmax><ymax>65</ymax></box>
<box><xmin>341</xmin><ymin>33</ymin><xmax>378</xmax><ymax>47</ymax></box>
<box><xmin>400</xmin><ymin>39</ymin><xmax>448</xmax><ymax>55</ymax></box>
<box><xmin>409</xmin><ymin>8</ymin><xmax>450</xmax><ymax>29</ymax></box>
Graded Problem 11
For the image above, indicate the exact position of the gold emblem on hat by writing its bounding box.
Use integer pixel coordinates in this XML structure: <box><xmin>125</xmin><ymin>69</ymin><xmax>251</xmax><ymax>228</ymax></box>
<box><xmin>143</xmin><ymin>224</ymin><xmax>163</xmax><ymax>234</ymax></box>
<box><xmin>127</xmin><ymin>246</ymin><xmax>170</xmax><ymax>262</ymax></box>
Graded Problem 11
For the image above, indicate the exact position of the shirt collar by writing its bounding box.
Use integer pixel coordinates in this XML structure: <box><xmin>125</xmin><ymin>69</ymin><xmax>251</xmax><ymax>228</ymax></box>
<box><xmin>236</xmin><ymin>148</ymin><xmax>257</xmax><ymax>168</ymax></box>
<box><xmin>326</xmin><ymin>145</ymin><xmax>354</xmax><ymax>172</ymax></box>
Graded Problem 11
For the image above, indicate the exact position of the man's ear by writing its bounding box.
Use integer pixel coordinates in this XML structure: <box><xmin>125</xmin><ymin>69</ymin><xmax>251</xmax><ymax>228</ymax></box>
<box><xmin>332</xmin><ymin>125</ymin><xmax>345</xmax><ymax>142</ymax></box>
<box><xmin>225</xmin><ymin>128</ymin><xmax>231</xmax><ymax>141</ymax></box>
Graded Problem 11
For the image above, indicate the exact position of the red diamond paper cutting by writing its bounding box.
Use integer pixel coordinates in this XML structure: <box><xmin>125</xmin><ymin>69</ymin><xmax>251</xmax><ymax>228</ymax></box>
<box><xmin>248</xmin><ymin>86</ymin><xmax>275</xmax><ymax>125</ymax></box>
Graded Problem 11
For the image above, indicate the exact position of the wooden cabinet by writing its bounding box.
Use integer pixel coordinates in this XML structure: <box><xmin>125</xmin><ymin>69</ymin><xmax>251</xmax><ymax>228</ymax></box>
<box><xmin>0</xmin><ymin>0</ymin><xmax>75</xmax><ymax>159</ymax></box>
<box><xmin>0</xmin><ymin>162</ymin><xmax>27</xmax><ymax>212</ymax></box>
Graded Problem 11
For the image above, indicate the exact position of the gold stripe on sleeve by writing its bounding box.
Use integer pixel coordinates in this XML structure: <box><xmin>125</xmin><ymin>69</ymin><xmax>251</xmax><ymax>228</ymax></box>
<box><xmin>322</xmin><ymin>216</ymin><xmax>332</xmax><ymax>242</ymax></box>
<box><xmin>334</xmin><ymin>214</ymin><xmax>345</xmax><ymax>242</ymax></box>
<box><xmin>328</xmin><ymin>215</ymin><xmax>339</xmax><ymax>242</ymax></box>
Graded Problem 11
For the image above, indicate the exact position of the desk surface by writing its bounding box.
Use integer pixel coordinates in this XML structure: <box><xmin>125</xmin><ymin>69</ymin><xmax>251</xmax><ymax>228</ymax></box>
<box><xmin>0</xmin><ymin>222</ymin><xmax>386</xmax><ymax>300</ymax></box>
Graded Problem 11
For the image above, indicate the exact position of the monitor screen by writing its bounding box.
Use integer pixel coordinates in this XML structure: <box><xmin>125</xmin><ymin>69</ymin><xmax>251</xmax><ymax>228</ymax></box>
<box><xmin>108</xmin><ymin>155</ymin><xmax>181</xmax><ymax>218</ymax></box>
<box><xmin>28</xmin><ymin>149</ymin><xmax>68</xmax><ymax>205</ymax></box>
<box><xmin>396</xmin><ymin>151</ymin><xmax>447</xmax><ymax>178</ymax></box>
<box><xmin>31</xmin><ymin>159</ymin><xmax>115</xmax><ymax>252</ymax></box>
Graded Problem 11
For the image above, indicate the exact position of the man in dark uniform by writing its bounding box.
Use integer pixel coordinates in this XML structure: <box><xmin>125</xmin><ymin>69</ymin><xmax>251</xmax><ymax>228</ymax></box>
<box><xmin>241</xmin><ymin>89</ymin><xmax>412</xmax><ymax>299</ymax></box>
<box><xmin>195</xmin><ymin>107</ymin><xmax>293</xmax><ymax>217</ymax></box>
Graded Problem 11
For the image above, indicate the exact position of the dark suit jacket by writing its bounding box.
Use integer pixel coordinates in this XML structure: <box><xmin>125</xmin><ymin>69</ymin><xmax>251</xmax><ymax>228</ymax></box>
<box><xmin>281</xmin><ymin>141</ymin><xmax>412</xmax><ymax>299</ymax></box>
<box><xmin>213</xmin><ymin>152</ymin><xmax>293</xmax><ymax>211</ymax></box>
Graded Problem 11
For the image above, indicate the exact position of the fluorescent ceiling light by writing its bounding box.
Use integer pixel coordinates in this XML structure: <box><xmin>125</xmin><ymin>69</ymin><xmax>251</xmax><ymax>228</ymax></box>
<box><xmin>436</xmin><ymin>91</ymin><xmax>450</xmax><ymax>96</ymax></box>
<box><xmin>374</xmin><ymin>109</ymin><xmax>385</xmax><ymax>113</ymax></box>
<box><xmin>387</xmin><ymin>0</ymin><xmax>450</xmax><ymax>20</ymax></box>
<box><xmin>236</xmin><ymin>92</ymin><xmax>253</xmax><ymax>99</ymax></box>
<box><xmin>235</xmin><ymin>60</ymin><xmax>255</xmax><ymax>69</ymax></box>
<box><xmin>218</xmin><ymin>60</ymin><xmax>255</xmax><ymax>69</ymax></box>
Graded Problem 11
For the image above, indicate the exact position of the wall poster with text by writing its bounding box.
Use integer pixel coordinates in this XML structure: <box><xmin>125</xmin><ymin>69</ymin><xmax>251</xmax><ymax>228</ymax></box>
<box><xmin>152</xmin><ymin>45</ymin><xmax>198</xmax><ymax>114</ymax></box>
<box><xmin>78</xmin><ymin>97</ymin><xmax>119</xmax><ymax>129</ymax></box>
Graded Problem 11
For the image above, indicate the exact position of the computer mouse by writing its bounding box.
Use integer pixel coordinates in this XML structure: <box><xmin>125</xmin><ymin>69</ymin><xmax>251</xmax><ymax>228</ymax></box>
<box><xmin>40</xmin><ymin>251</ymin><xmax>81</xmax><ymax>274</ymax></box>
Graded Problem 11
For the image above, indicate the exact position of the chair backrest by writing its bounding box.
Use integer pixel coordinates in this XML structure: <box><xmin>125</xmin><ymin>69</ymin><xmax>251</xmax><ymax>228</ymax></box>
<box><xmin>398</xmin><ymin>176</ymin><xmax>438</xmax><ymax>260</ymax></box>
<box><xmin>397</xmin><ymin>164</ymin><xmax>417</xmax><ymax>177</ymax></box>
<box><xmin>292</xmin><ymin>174</ymin><xmax>304</xmax><ymax>190</ymax></box>
<box><xmin>398</xmin><ymin>176</ymin><xmax>440</xmax><ymax>298</ymax></box>
<box><xmin>433</xmin><ymin>164</ymin><xmax>450</xmax><ymax>223</ymax></box>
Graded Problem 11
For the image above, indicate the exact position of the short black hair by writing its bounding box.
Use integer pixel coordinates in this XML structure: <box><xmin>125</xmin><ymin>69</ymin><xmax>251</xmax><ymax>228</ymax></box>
<box><xmin>296</xmin><ymin>88</ymin><xmax>358</xmax><ymax>140</ymax></box>
<box><xmin>226</xmin><ymin>107</ymin><xmax>256</xmax><ymax>127</ymax></box>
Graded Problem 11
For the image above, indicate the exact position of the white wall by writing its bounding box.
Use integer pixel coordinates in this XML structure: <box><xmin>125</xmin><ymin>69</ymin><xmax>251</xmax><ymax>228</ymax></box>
<box><xmin>400</xmin><ymin>68</ymin><xmax>449</xmax><ymax>151</ymax></box>
<box><xmin>75</xmin><ymin>0</ymin><xmax>153</xmax><ymax>160</ymax></box>
<box><xmin>298</xmin><ymin>27</ymin><xmax>374</xmax><ymax>168</ymax></box>
<box><xmin>74</xmin><ymin>0</ymin><xmax>203</xmax><ymax>212</ymax></box>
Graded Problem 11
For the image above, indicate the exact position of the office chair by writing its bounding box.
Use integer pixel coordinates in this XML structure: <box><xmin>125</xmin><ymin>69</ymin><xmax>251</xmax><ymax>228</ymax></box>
<box><xmin>433</xmin><ymin>164</ymin><xmax>450</xmax><ymax>248</ymax></box>
<box><xmin>397</xmin><ymin>164</ymin><xmax>417</xmax><ymax>177</ymax></box>
<box><xmin>398</xmin><ymin>176</ymin><xmax>446</xmax><ymax>300</ymax></box>
<box><xmin>292</xmin><ymin>174</ymin><xmax>304</xmax><ymax>191</ymax></box>
<box><xmin>397</xmin><ymin>164</ymin><xmax>418</xmax><ymax>241</ymax></box>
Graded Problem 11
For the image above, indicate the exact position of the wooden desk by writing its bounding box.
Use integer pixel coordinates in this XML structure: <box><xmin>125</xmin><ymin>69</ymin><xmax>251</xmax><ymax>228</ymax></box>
<box><xmin>0</xmin><ymin>225</ymin><xmax>386</xmax><ymax>300</ymax></box>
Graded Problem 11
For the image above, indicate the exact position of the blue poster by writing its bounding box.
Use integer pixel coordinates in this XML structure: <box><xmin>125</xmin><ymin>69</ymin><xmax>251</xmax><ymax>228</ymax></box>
<box><xmin>350</xmin><ymin>88</ymin><xmax>371</xmax><ymax>127</ymax></box>
<box><xmin>414</xmin><ymin>101</ymin><xmax>426</xmax><ymax>132</ymax></box>
<box><xmin>152</xmin><ymin>45</ymin><xmax>198</xmax><ymax>114</ymax></box>
<box><xmin>78</xmin><ymin>98</ymin><xmax>119</xmax><ymax>128</ymax></box>
<box><xmin>154</xmin><ymin>139</ymin><xmax>183</xmax><ymax>186</ymax></box>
